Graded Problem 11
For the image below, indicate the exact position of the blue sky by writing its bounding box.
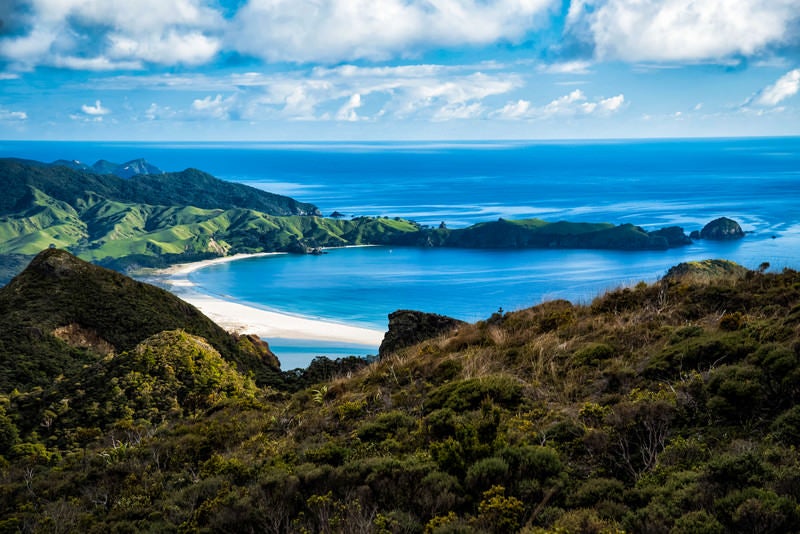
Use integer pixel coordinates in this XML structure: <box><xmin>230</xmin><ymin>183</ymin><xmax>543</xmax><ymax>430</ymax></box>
<box><xmin>1</xmin><ymin>0</ymin><xmax>799</xmax><ymax>140</ymax></box>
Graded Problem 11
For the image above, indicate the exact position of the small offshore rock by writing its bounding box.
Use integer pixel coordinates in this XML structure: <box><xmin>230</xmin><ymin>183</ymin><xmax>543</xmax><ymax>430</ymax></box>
<box><xmin>699</xmin><ymin>217</ymin><xmax>744</xmax><ymax>240</ymax></box>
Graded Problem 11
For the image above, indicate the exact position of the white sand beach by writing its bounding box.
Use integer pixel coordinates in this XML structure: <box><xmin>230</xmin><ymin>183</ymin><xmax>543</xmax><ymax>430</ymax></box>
<box><xmin>151</xmin><ymin>253</ymin><xmax>385</xmax><ymax>347</ymax></box>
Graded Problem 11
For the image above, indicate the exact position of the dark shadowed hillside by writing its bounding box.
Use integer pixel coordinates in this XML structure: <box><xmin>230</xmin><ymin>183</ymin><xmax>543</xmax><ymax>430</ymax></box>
<box><xmin>0</xmin><ymin>249</ymin><xmax>281</xmax><ymax>390</ymax></box>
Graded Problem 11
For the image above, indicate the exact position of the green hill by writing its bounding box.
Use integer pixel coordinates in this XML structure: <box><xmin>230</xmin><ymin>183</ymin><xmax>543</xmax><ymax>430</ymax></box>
<box><xmin>1</xmin><ymin>253</ymin><xmax>799</xmax><ymax>532</ymax></box>
<box><xmin>0</xmin><ymin>249</ymin><xmax>282</xmax><ymax>391</ymax></box>
<box><xmin>0</xmin><ymin>158</ymin><xmax>320</xmax><ymax>217</ymax></box>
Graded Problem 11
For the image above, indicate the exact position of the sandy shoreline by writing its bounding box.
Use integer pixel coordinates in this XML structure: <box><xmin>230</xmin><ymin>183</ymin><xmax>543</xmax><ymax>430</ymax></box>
<box><xmin>148</xmin><ymin>253</ymin><xmax>385</xmax><ymax>347</ymax></box>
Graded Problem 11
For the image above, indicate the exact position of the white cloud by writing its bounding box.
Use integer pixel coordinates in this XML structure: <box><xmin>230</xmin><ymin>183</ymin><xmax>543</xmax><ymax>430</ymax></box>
<box><xmin>495</xmin><ymin>99</ymin><xmax>532</xmax><ymax>119</ymax></box>
<box><xmin>107</xmin><ymin>30</ymin><xmax>220</xmax><ymax>66</ymax></box>
<box><xmin>493</xmin><ymin>90</ymin><xmax>625</xmax><ymax>119</ymax></box>
<box><xmin>229</xmin><ymin>0</ymin><xmax>556</xmax><ymax>63</ymax></box>
<box><xmin>191</xmin><ymin>94</ymin><xmax>236</xmax><ymax>119</ymax></box>
<box><xmin>0</xmin><ymin>109</ymin><xmax>28</xmax><ymax>121</ymax></box>
<box><xmin>336</xmin><ymin>94</ymin><xmax>363</xmax><ymax>122</ymax></box>
<box><xmin>81</xmin><ymin>100</ymin><xmax>110</xmax><ymax>116</ymax></box>
<box><xmin>0</xmin><ymin>0</ymin><xmax>224</xmax><ymax>69</ymax></box>
<box><xmin>53</xmin><ymin>56</ymin><xmax>143</xmax><ymax>71</ymax></box>
<box><xmin>243</xmin><ymin>65</ymin><xmax>519</xmax><ymax>122</ymax></box>
<box><xmin>599</xmin><ymin>94</ymin><xmax>624</xmax><ymax>112</ymax></box>
<box><xmin>571</xmin><ymin>0</ymin><xmax>800</xmax><ymax>63</ymax></box>
<box><xmin>538</xmin><ymin>61</ymin><xmax>593</xmax><ymax>74</ymax></box>
<box><xmin>432</xmin><ymin>102</ymin><xmax>485</xmax><ymax>121</ymax></box>
<box><xmin>755</xmin><ymin>69</ymin><xmax>800</xmax><ymax>106</ymax></box>
<box><xmin>144</xmin><ymin>102</ymin><xmax>176</xmax><ymax>121</ymax></box>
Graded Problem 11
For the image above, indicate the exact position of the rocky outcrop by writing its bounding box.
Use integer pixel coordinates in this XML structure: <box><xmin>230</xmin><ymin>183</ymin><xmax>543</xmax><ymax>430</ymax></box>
<box><xmin>663</xmin><ymin>259</ymin><xmax>749</xmax><ymax>281</ymax></box>
<box><xmin>379</xmin><ymin>310</ymin><xmax>466</xmax><ymax>358</ymax></box>
<box><xmin>699</xmin><ymin>217</ymin><xmax>745</xmax><ymax>240</ymax></box>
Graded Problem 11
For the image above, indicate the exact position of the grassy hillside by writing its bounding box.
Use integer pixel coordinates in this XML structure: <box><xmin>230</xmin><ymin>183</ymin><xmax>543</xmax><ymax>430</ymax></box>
<box><xmin>0</xmin><ymin>158</ymin><xmax>320</xmax><ymax>217</ymax></box>
<box><xmin>1</xmin><ymin>256</ymin><xmax>799</xmax><ymax>532</ymax></box>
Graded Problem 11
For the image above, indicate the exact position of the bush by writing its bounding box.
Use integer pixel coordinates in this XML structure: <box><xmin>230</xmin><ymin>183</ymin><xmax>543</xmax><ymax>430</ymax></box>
<box><xmin>670</xmin><ymin>510</ymin><xmax>724</xmax><ymax>534</ymax></box>
<box><xmin>465</xmin><ymin>456</ymin><xmax>509</xmax><ymax>492</ymax></box>
<box><xmin>772</xmin><ymin>406</ymin><xmax>800</xmax><ymax>445</ymax></box>
<box><xmin>426</xmin><ymin>375</ymin><xmax>523</xmax><ymax>412</ymax></box>
<box><xmin>573</xmin><ymin>343</ymin><xmax>616</xmax><ymax>366</ymax></box>
<box><xmin>356</xmin><ymin>410</ymin><xmax>417</xmax><ymax>442</ymax></box>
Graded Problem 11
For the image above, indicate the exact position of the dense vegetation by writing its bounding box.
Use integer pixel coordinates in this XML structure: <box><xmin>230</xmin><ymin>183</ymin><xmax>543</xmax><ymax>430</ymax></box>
<box><xmin>0</xmin><ymin>158</ymin><xmax>697</xmax><ymax>284</ymax></box>
<box><xmin>1</xmin><ymin>253</ymin><xmax>799</xmax><ymax>533</ymax></box>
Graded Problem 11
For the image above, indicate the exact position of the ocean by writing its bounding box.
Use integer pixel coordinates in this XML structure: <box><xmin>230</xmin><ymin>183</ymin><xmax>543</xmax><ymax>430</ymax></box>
<box><xmin>2</xmin><ymin>138</ymin><xmax>800</xmax><ymax>367</ymax></box>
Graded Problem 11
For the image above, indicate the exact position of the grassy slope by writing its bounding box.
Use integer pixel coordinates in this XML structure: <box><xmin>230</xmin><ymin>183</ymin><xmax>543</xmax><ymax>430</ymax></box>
<box><xmin>1</xmin><ymin>263</ymin><xmax>799</xmax><ymax>532</ymax></box>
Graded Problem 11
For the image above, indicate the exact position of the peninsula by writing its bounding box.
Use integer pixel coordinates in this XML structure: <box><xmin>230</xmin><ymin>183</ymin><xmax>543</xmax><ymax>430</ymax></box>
<box><xmin>0</xmin><ymin>157</ymin><xmax>724</xmax><ymax>283</ymax></box>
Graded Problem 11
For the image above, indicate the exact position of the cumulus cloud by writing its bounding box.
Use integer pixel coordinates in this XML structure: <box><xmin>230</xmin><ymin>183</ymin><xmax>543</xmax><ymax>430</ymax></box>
<box><xmin>493</xmin><ymin>90</ymin><xmax>625</xmax><ymax>119</ymax></box>
<box><xmin>495</xmin><ymin>99</ymin><xmax>532</xmax><ymax>119</ymax></box>
<box><xmin>191</xmin><ymin>94</ymin><xmax>236</xmax><ymax>119</ymax></box>
<box><xmin>0</xmin><ymin>0</ymin><xmax>223</xmax><ymax>70</ymax></box>
<box><xmin>755</xmin><ymin>69</ymin><xmax>800</xmax><ymax>106</ymax></box>
<box><xmin>229</xmin><ymin>0</ymin><xmax>556</xmax><ymax>63</ymax></box>
<box><xmin>569</xmin><ymin>0</ymin><xmax>800</xmax><ymax>63</ymax></box>
<box><xmin>336</xmin><ymin>94</ymin><xmax>363</xmax><ymax>122</ymax></box>
<box><xmin>81</xmin><ymin>100</ymin><xmax>110</xmax><ymax>116</ymax></box>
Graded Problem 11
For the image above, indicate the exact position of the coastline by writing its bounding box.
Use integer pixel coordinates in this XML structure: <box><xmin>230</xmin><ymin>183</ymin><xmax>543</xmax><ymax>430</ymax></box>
<box><xmin>147</xmin><ymin>253</ymin><xmax>385</xmax><ymax>348</ymax></box>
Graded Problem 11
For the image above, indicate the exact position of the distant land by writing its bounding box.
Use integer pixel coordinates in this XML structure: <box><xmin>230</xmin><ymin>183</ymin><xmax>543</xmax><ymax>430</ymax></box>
<box><xmin>0</xmin><ymin>157</ymin><xmax>742</xmax><ymax>283</ymax></box>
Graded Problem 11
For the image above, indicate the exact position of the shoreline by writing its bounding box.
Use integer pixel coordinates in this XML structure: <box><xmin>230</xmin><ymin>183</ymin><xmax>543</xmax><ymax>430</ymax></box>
<box><xmin>146</xmin><ymin>252</ymin><xmax>386</xmax><ymax>348</ymax></box>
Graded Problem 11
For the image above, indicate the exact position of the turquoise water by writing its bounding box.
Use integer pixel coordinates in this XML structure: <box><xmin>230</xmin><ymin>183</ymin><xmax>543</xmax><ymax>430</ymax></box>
<box><xmin>190</xmin><ymin>235</ymin><xmax>799</xmax><ymax>331</ymax></box>
<box><xmin>3</xmin><ymin>138</ymin><xmax>800</xmax><ymax>367</ymax></box>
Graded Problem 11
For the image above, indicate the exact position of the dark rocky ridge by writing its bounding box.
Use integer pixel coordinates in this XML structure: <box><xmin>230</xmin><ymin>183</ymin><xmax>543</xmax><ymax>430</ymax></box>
<box><xmin>379</xmin><ymin>309</ymin><xmax>466</xmax><ymax>357</ymax></box>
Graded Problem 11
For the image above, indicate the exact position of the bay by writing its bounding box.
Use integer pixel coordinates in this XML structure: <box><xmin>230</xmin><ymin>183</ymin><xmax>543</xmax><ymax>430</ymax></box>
<box><xmin>3</xmin><ymin>138</ymin><xmax>800</xmax><ymax>367</ymax></box>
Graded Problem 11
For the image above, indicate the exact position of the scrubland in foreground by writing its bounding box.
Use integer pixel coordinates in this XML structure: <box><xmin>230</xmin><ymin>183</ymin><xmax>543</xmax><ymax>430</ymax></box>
<box><xmin>1</xmin><ymin>253</ymin><xmax>799</xmax><ymax>533</ymax></box>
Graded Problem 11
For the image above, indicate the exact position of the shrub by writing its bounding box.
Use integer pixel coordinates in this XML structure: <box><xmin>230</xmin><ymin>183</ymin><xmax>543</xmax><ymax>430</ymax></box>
<box><xmin>477</xmin><ymin>485</ymin><xmax>525</xmax><ymax>534</ymax></box>
<box><xmin>465</xmin><ymin>456</ymin><xmax>509</xmax><ymax>492</ymax></box>
<box><xmin>573</xmin><ymin>343</ymin><xmax>615</xmax><ymax>366</ymax></box>
<box><xmin>670</xmin><ymin>510</ymin><xmax>724</xmax><ymax>534</ymax></box>
<box><xmin>356</xmin><ymin>410</ymin><xmax>417</xmax><ymax>443</ymax></box>
<box><xmin>426</xmin><ymin>375</ymin><xmax>523</xmax><ymax>413</ymax></box>
<box><xmin>719</xmin><ymin>312</ymin><xmax>745</xmax><ymax>331</ymax></box>
<box><xmin>772</xmin><ymin>405</ymin><xmax>800</xmax><ymax>445</ymax></box>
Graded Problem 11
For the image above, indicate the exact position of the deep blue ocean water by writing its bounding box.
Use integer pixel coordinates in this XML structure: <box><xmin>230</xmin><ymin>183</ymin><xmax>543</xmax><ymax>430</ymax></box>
<box><xmin>3</xmin><ymin>138</ymin><xmax>800</xmax><ymax>367</ymax></box>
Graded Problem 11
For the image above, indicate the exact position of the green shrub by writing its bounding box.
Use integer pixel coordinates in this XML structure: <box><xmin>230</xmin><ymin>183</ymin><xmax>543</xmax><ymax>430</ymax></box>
<box><xmin>465</xmin><ymin>456</ymin><xmax>509</xmax><ymax>492</ymax></box>
<box><xmin>573</xmin><ymin>343</ymin><xmax>616</xmax><ymax>366</ymax></box>
<box><xmin>356</xmin><ymin>410</ymin><xmax>417</xmax><ymax>442</ymax></box>
<box><xmin>670</xmin><ymin>510</ymin><xmax>724</xmax><ymax>534</ymax></box>
<box><xmin>706</xmin><ymin>364</ymin><xmax>764</xmax><ymax>422</ymax></box>
<box><xmin>772</xmin><ymin>406</ymin><xmax>800</xmax><ymax>445</ymax></box>
<box><xmin>426</xmin><ymin>375</ymin><xmax>523</xmax><ymax>413</ymax></box>
<box><xmin>568</xmin><ymin>478</ymin><xmax>625</xmax><ymax>508</ymax></box>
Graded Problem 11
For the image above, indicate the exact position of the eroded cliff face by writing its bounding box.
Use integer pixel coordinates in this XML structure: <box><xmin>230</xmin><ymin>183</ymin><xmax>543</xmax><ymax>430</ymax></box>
<box><xmin>379</xmin><ymin>309</ymin><xmax>466</xmax><ymax>358</ymax></box>
<box><xmin>699</xmin><ymin>217</ymin><xmax>745</xmax><ymax>240</ymax></box>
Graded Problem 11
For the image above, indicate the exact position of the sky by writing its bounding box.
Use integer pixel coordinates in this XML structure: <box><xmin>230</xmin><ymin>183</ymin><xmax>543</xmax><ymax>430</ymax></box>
<box><xmin>1</xmin><ymin>0</ymin><xmax>799</xmax><ymax>141</ymax></box>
